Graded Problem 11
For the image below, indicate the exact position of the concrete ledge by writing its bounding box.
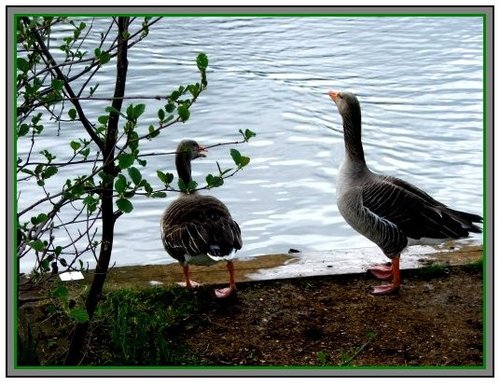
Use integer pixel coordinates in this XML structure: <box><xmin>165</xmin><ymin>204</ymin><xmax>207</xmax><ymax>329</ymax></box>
<box><xmin>102</xmin><ymin>242</ymin><xmax>482</xmax><ymax>290</ymax></box>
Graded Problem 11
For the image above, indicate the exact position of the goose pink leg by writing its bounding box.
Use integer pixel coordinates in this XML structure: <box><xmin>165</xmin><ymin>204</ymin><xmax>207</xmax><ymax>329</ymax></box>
<box><xmin>369</xmin><ymin>264</ymin><xmax>394</xmax><ymax>280</ymax></box>
<box><xmin>214</xmin><ymin>261</ymin><xmax>237</xmax><ymax>298</ymax></box>
<box><xmin>371</xmin><ymin>257</ymin><xmax>401</xmax><ymax>295</ymax></box>
<box><xmin>178</xmin><ymin>265</ymin><xmax>201</xmax><ymax>289</ymax></box>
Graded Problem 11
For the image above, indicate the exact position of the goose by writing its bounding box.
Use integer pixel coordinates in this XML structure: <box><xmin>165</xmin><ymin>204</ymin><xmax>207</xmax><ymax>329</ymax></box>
<box><xmin>160</xmin><ymin>139</ymin><xmax>242</xmax><ymax>298</ymax></box>
<box><xmin>328</xmin><ymin>90</ymin><xmax>482</xmax><ymax>294</ymax></box>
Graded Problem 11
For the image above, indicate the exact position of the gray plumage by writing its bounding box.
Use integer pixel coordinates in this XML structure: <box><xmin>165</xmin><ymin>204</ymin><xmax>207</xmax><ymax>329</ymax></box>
<box><xmin>331</xmin><ymin>91</ymin><xmax>482</xmax><ymax>259</ymax></box>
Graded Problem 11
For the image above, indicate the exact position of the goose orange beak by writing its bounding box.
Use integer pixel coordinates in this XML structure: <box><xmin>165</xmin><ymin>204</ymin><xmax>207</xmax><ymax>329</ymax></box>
<box><xmin>197</xmin><ymin>145</ymin><xmax>207</xmax><ymax>157</ymax></box>
<box><xmin>328</xmin><ymin>91</ymin><xmax>338</xmax><ymax>101</ymax></box>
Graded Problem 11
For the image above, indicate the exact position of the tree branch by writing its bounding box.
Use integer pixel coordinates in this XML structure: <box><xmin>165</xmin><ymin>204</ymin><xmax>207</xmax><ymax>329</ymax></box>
<box><xmin>65</xmin><ymin>16</ymin><xmax>130</xmax><ymax>366</ymax></box>
<box><xmin>22</xmin><ymin>17</ymin><xmax>105</xmax><ymax>152</ymax></box>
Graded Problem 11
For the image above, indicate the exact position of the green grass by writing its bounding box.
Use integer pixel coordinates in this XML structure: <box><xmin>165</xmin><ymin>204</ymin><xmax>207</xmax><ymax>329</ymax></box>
<box><xmin>92</xmin><ymin>286</ymin><xmax>213</xmax><ymax>366</ymax></box>
<box><xmin>338</xmin><ymin>330</ymin><xmax>377</xmax><ymax>367</ymax></box>
<box><xmin>17</xmin><ymin>284</ymin><xmax>216</xmax><ymax>366</ymax></box>
<box><xmin>462</xmin><ymin>258</ymin><xmax>483</xmax><ymax>273</ymax></box>
<box><xmin>418</xmin><ymin>262</ymin><xmax>450</xmax><ymax>280</ymax></box>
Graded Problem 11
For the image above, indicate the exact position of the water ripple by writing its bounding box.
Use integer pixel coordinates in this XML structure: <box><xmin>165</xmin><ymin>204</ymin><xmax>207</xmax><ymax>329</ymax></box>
<box><xmin>18</xmin><ymin>16</ymin><xmax>483</xmax><ymax>272</ymax></box>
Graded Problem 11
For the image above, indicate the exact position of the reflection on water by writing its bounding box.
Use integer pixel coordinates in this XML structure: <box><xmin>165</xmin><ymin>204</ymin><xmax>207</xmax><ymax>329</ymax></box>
<box><xmin>18</xmin><ymin>16</ymin><xmax>483</xmax><ymax>272</ymax></box>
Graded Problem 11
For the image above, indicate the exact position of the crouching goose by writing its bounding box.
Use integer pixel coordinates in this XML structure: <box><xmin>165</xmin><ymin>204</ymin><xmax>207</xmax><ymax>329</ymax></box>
<box><xmin>161</xmin><ymin>139</ymin><xmax>242</xmax><ymax>298</ymax></box>
<box><xmin>328</xmin><ymin>90</ymin><xmax>482</xmax><ymax>295</ymax></box>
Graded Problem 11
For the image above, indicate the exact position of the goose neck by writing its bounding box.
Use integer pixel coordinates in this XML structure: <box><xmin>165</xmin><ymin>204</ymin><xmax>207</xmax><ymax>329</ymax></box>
<box><xmin>176</xmin><ymin>153</ymin><xmax>192</xmax><ymax>191</ymax></box>
<box><xmin>342</xmin><ymin>112</ymin><xmax>366</xmax><ymax>165</ymax></box>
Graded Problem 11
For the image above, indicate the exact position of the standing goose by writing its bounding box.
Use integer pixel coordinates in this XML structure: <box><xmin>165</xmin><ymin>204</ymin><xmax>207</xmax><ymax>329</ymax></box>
<box><xmin>328</xmin><ymin>90</ymin><xmax>482</xmax><ymax>294</ymax></box>
<box><xmin>161</xmin><ymin>139</ymin><xmax>242</xmax><ymax>298</ymax></box>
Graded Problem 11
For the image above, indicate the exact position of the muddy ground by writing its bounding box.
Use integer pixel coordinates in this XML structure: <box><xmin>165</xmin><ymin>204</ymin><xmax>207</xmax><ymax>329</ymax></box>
<box><xmin>179</xmin><ymin>264</ymin><xmax>483</xmax><ymax>367</ymax></box>
<box><xmin>18</xmin><ymin>262</ymin><xmax>483</xmax><ymax>368</ymax></box>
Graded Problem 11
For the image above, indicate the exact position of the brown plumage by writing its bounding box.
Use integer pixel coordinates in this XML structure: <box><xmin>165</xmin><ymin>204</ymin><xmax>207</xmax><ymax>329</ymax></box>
<box><xmin>161</xmin><ymin>140</ymin><xmax>242</xmax><ymax>298</ymax></box>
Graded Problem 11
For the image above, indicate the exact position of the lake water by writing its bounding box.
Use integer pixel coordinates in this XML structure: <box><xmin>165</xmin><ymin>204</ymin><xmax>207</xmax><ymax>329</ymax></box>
<box><xmin>17</xmin><ymin>16</ymin><xmax>484</xmax><ymax>273</ymax></box>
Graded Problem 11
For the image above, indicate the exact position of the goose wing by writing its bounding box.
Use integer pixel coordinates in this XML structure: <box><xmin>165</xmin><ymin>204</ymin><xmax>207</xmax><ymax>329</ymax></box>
<box><xmin>360</xmin><ymin>176</ymin><xmax>472</xmax><ymax>241</ymax></box>
<box><xmin>161</xmin><ymin>196</ymin><xmax>242</xmax><ymax>260</ymax></box>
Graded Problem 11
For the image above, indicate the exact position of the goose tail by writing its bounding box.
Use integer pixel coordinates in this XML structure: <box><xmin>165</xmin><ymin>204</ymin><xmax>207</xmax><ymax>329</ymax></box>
<box><xmin>449</xmin><ymin>209</ymin><xmax>483</xmax><ymax>234</ymax></box>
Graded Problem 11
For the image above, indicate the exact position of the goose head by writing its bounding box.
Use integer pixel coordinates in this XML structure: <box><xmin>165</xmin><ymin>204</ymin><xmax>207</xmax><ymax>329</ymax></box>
<box><xmin>177</xmin><ymin>139</ymin><xmax>207</xmax><ymax>161</ymax></box>
<box><xmin>328</xmin><ymin>91</ymin><xmax>360</xmax><ymax>118</ymax></box>
<box><xmin>328</xmin><ymin>90</ymin><xmax>365</xmax><ymax>164</ymax></box>
<box><xmin>175</xmin><ymin>139</ymin><xmax>207</xmax><ymax>189</ymax></box>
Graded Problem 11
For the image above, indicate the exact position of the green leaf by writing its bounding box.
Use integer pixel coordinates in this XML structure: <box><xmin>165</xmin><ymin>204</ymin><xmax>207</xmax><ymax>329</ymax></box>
<box><xmin>70</xmin><ymin>141</ymin><xmax>81</xmax><ymax>152</ymax></box>
<box><xmin>43</xmin><ymin>166</ymin><xmax>58</xmax><ymax>179</ymax></box>
<box><xmin>98</xmin><ymin>51</ymin><xmax>111</xmax><ymax>65</ymax></box>
<box><xmin>52</xmin><ymin>78</ymin><xmax>64</xmax><ymax>92</ymax></box>
<box><xmin>206</xmin><ymin>174</ymin><xmax>224</xmax><ymax>188</ymax></box>
<box><xmin>41</xmin><ymin>150</ymin><xmax>55</xmax><ymax>162</ymax></box>
<box><xmin>178</xmin><ymin>178</ymin><xmax>187</xmax><ymax>191</ymax></box>
<box><xmin>29</xmin><ymin>240</ymin><xmax>44</xmax><ymax>252</ymax></box>
<box><xmin>165</xmin><ymin>103</ymin><xmax>176</xmax><ymax>114</ymax></box>
<box><xmin>126</xmin><ymin>104</ymin><xmax>135</xmax><ymax>120</ymax></box>
<box><xmin>37</xmin><ymin>213</ymin><xmax>48</xmax><ymax>223</ymax></box>
<box><xmin>230</xmin><ymin>149</ymin><xmax>242</xmax><ymax>166</ymax></box>
<box><xmin>116</xmin><ymin>198</ymin><xmax>133</xmax><ymax>213</ymax></box>
<box><xmin>179</xmin><ymin>179</ymin><xmax>198</xmax><ymax>192</ymax></box>
<box><xmin>98</xmin><ymin>171</ymin><xmax>112</xmax><ymax>184</ymax></box>
<box><xmin>41</xmin><ymin>259</ymin><xmax>50</xmax><ymax>271</ymax></box>
<box><xmin>170</xmin><ymin>90</ymin><xmax>181</xmax><ymax>101</ymax></box>
<box><xmin>83</xmin><ymin>195</ymin><xmax>98</xmax><ymax>212</ymax></box>
<box><xmin>17</xmin><ymin>57</ymin><xmax>29</xmax><ymax>73</ymax></box>
<box><xmin>177</xmin><ymin>104</ymin><xmax>190</xmax><ymax>122</ymax></box>
<box><xmin>68</xmin><ymin>108</ymin><xmax>77</xmax><ymax>120</ymax></box>
<box><xmin>137</xmin><ymin>158</ymin><xmax>147</xmax><ymax>167</ymax></box>
<box><xmin>97</xmin><ymin>115</ymin><xmax>109</xmax><ymax>125</ymax></box>
<box><xmin>142</xmin><ymin>180</ymin><xmax>153</xmax><ymax>195</ymax></box>
<box><xmin>69</xmin><ymin>308</ymin><xmax>89</xmax><ymax>323</ymax></box>
<box><xmin>54</xmin><ymin>246</ymin><xmax>63</xmax><ymax>256</ymax></box>
<box><xmin>115</xmin><ymin>174</ymin><xmax>127</xmax><ymax>194</ymax></box>
<box><xmin>133</xmin><ymin>104</ymin><xmax>146</xmax><ymax>119</ymax></box>
<box><xmin>196</xmin><ymin>52</ymin><xmax>209</xmax><ymax>70</ymax></box>
<box><xmin>240</xmin><ymin>128</ymin><xmax>256</xmax><ymax>141</ymax></box>
<box><xmin>127</xmin><ymin>167</ymin><xmax>142</xmax><ymax>185</ymax></box>
<box><xmin>117</xmin><ymin>153</ymin><xmax>134</xmax><ymax>169</ymax></box>
<box><xmin>187</xmin><ymin>84</ymin><xmax>199</xmax><ymax>96</ymax></box>
<box><xmin>163</xmin><ymin>115</ymin><xmax>174</xmax><ymax>125</ymax></box>
<box><xmin>105</xmin><ymin>106</ymin><xmax>126</xmax><ymax>119</ymax></box>
<box><xmin>80</xmin><ymin>148</ymin><xmax>90</xmax><ymax>159</ymax></box>
<box><xmin>187</xmin><ymin>180</ymin><xmax>198</xmax><ymax>191</ymax></box>
<box><xmin>31</xmin><ymin>213</ymin><xmax>48</xmax><ymax>225</ymax></box>
<box><xmin>157</xmin><ymin>108</ymin><xmax>165</xmax><ymax>121</ymax></box>
<box><xmin>18</xmin><ymin>124</ymin><xmax>29</xmax><ymax>137</ymax></box>
<box><xmin>239</xmin><ymin>156</ymin><xmax>250</xmax><ymax>167</ymax></box>
<box><xmin>157</xmin><ymin>170</ymin><xmax>173</xmax><ymax>185</ymax></box>
<box><xmin>230</xmin><ymin>149</ymin><xmax>250</xmax><ymax>168</ymax></box>
<box><xmin>34</xmin><ymin>164</ymin><xmax>44</xmax><ymax>175</ymax></box>
<box><xmin>52</xmin><ymin>285</ymin><xmax>69</xmax><ymax>300</ymax></box>
<box><xmin>151</xmin><ymin>191</ymin><xmax>167</xmax><ymax>198</ymax></box>
<box><xmin>128</xmin><ymin>131</ymin><xmax>139</xmax><ymax>151</ymax></box>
